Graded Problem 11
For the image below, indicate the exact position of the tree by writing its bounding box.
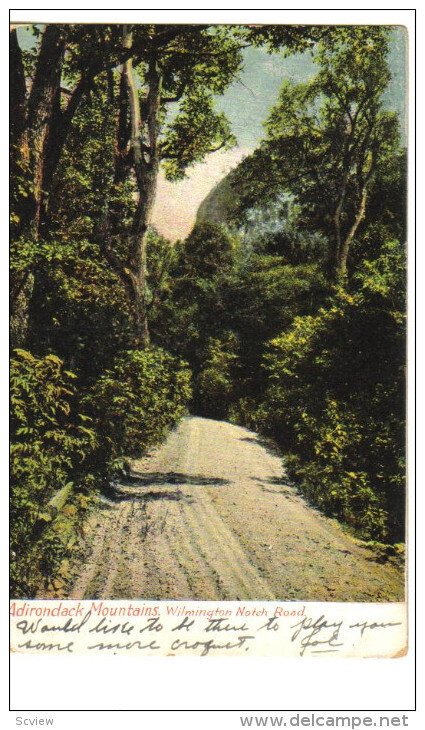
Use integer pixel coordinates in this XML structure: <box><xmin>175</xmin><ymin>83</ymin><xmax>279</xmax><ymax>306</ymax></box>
<box><xmin>10</xmin><ymin>24</ymin><xmax>146</xmax><ymax>336</ymax></box>
<box><xmin>100</xmin><ymin>25</ymin><xmax>325</xmax><ymax>346</ymax></box>
<box><xmin>153</xmin><ymin>222</ymin><xmax>238</xmax><ymax>372</ymax></box>
<box><xmin>234</xmin><ymin>26</ymin><xmax>399</xmax><ymax>281</ymax></box>
<box><xmin>261</xmin><ymin>238</ymin><xmax>406</xmax><ymax>541</ymax></box>
<box><xmin>11</xmin><ymin>24</ymin><xmax>331</xmax><ymax>347</ymax></box>
<box><xmin>10</xmin><ymin>24</ymin><xmax>157</xmax><ymax>242</ymax></box>
<box><xmin>99</xmin><ymin>25</ymin><xmax>243</xmax><ymax>346</ymax></box>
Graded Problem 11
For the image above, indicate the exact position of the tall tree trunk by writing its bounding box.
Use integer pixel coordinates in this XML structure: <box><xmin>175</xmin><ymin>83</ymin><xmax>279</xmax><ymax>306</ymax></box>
<box><xmin>10</xmin><ymin>29</ymin><xmax>27</xmax><ymax>164</ymax></box>
<box><xmin>22</xmin><ymin>27</ymin><xmax>66</xmax><ymax>351</ymax></box>
<box><xmin>332</xmin><ymin>121</ymin><xmax>355</xmax><ymax>283</ymax></box>
<box><xmin>10</xmin><ymin>28</ymin><xmax>30</xmax><ymax>335</ymax></box>
<box><xmin>121</xmin><ymin>29</ymin><xmax>163</xmax><ymax>347</ymax></box>
<box><xmin>333</xmin><ymin>171</ymin><xmax>349</xmax><ymax>276</ymax></box>
<box><xmin>334</xmin><ymin>148</ymin><xmax>374</xmax><ymax>282</ymax></box>
<box><xmin>11</xmin><ymin>26</ymin><xmax>66</xmax><ymax>346</ymax></box>
<box><xmin>25</xmin><ymin>25</ymin><xmax>66</xmax><ymax>236</ymax></box>
<box><xmin>336</xmin><ymin>185</ymin><xmax>368</xmax><ymax>280</ymax></box>
<box><xmin>11</xmin><ymin>25</ymin><xmax>154</xmax><ymax>346</ymax></box>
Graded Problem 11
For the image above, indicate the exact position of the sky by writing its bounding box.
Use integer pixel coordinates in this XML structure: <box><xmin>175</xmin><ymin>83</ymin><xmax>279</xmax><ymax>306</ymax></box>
<box><xmin>16</xmin><ymin>26</ymin><xmax>407</xmax><ymax>241</ymax></box>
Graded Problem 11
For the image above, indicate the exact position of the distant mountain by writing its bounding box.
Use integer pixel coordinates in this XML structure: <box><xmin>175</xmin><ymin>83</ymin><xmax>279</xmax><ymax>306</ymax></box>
<box><xmin>196</xmin><ymin>168</ymin><xmax>240</xmax><ymax>227</ymax></box>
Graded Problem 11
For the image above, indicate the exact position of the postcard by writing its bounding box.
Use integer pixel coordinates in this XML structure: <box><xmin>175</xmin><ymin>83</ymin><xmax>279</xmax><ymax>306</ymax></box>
<box><xmin>7</xmin><ymin>4</ymin><xmax>417</xmax><ymax>719</ymax></box>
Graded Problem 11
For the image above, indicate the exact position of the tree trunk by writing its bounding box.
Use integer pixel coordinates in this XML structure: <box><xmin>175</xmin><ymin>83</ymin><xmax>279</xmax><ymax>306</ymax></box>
<box><xmin>25</xmin><ymin>26</ymin><xmax>66</xmax><ymax>235</ymax></box>
<box><xmin>10</xmin><ymin>29</ymin><xmax>27</xmax><ymax>163</ymax></box>
<box><xmin>122</xmin><ymin>29</ymin><xmax>163</xmax><ymax>347</ymax></box>
<box><xmin>10</xmin><ymin>27</ymin><xmax>66</xmax><ymax>345</ymax></box>
<box><xmin>336</xmin><ymin>185</ymin><xmax>368</xmax><ymax>281</ymax></box>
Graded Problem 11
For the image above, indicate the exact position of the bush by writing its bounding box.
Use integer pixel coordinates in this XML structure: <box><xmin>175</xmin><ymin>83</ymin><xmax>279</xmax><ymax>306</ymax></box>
<box><xmin>282</xmin><ymin>401</ymin><xmax>389</xmax><ymax>539</ymax></box>
<box><xmin>261</xmin><ymin>241</ymin><xmax>406</xmax><ymax>542</ymax></box>
<box><xmin>86</xmin><ymin>347</ymin><xmax>192</xmax><ymax>465</ymax></box>
<box><xmin>195</xmin><ymin>334</ymin><xmax>239</xmax><ymax>419</ymax></box>
<box><xmin>10</xmin><ymin>349</ymin><xmax>96</xmax><ymax>597</ymax></box>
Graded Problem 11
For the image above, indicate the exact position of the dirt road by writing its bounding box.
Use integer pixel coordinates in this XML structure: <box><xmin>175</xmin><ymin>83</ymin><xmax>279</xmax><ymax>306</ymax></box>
<box><xmin>67</xmin><ymin>416</ymin><xmax>404</xmax><ymax>601</ymax></box>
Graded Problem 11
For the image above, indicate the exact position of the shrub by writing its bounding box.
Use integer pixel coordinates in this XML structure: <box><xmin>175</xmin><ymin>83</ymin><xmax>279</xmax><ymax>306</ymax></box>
<box><xmin>10</xmin><ymin>349</ymin><xmax>96</xmax><ymax>596</ymax></box>
<box><xmin>195</xmin><ymin>334</ymin><xmax>239</xmax><ymax>419</ymax></box>
<box><xmin>282</xmin><ymin>401</ymin><xmax>388</xmax><ymax>539</ymax></box>
<box><xmin>261</xmin><ymin>241</ymin><xmax>406</xmax><ymax>542</ymax></box>
<box><xmin>85</xmin><ymin>347</ymin><xmax>192</xmax><ymax>465</ymax></box>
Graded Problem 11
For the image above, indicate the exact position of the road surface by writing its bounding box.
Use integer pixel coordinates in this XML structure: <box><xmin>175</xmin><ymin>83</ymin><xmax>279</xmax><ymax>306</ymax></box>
<box><xmin>67</xmin><ymin>416</ymin><xmax>404</xmax><ymax>601</ymax></box>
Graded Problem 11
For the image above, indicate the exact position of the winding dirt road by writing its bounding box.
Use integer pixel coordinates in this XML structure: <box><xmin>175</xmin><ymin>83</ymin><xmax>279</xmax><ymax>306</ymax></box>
<box><xmin>67</xmin><ymin>416</ymin><xmax>404</xmax><ymax>602</ymax></box>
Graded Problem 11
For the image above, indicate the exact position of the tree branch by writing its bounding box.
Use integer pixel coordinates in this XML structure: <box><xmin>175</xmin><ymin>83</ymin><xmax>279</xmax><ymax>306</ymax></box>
<box><xmin>161</xmin><ymin>45</ymin><xmax>250</xmax><ymax>60</ymax></box>
<box><xmin>162</xmin><ymin>79</ymin><xmax>188</xmax><ymax>103</ymax></box>
<box><xmin>206</xmin><ymin>141</ymin><xmax>227</xmax><ymax>154</ymax></box>
<box><xmin>151</xmin><ymin>24</ymin><xmax>210</xmax><ymax>49</ymax></box>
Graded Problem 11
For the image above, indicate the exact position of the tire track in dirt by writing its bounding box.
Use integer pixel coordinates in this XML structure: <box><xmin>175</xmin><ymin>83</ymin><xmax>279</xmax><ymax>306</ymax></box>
<box><xmin>63</xmin><ymin>416</ymin><xmax>404</xmax><ymax>602</ymax></box>
<box><xmin>173</xmin><ymin>414</ymin><xmax>276</xmax><ymax>599</ymax></box>
<box><xmin>67</xmin><ymin>504</ymin><xmax>121</xmax><ymax>599</ymax></box>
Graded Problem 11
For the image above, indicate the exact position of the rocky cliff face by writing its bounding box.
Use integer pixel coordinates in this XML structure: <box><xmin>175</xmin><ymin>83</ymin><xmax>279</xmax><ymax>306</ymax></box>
<box><xmin>196</xmin><ymin>168</ymin><xmax>240</xmax><ymax>227</ymax></box>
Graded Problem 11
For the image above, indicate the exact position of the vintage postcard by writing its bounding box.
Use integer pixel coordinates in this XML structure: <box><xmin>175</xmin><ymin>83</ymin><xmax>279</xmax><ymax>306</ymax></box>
<box><xmin>9</xmin><ymin>6</ymin><xmax>413</xmax><ymax>685</ymax></box>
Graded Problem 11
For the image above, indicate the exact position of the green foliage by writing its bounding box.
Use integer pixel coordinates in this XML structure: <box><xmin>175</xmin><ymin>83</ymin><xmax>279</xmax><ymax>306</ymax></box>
<box><xmin>196</xmin><ymin>333</ymin><xmax>239</xmax><ymax>419</ymax></box>
<box><xmin>156</xmin><ymin>24</ymin><xmax>243</xmax><ymax>180</ymax></box>
<box><xmin>178</xmin><ymin>221</ymin><xmax>237</xmax><ymax>279</ymax></box>
<box><xmin>152</xmin><ymin>222</ymin><xmax>239</xmax><ymax>368</ymax></box>
<box><xmin>162</xmin><ymin>90</ymin><xmax>236</xmax><ymax>180</ymax></box>
<box><xmin>233</xmin><ymin>26</ymin><xmax>399</xmax><ymax>275</ymax></box>
<box><xmin>10</xmin><ymin>349</ymin><xmax>96</xmax><ymax>596</ymax></box>
<box><xmin>157</xmin><ymin>216</ymin><xmax>331</xmax><ymax>422</ymax></box>
<box><xmin>243</xmin><ymin>25</ymin><xmax>329</xmax><ymax>53</ymax></box>
<box><xmin>239</xmin><ymin>197</ymin><xmax>330</xmax><ymax>263</ymax></box>
<box><xmin>85</xmin><ymin>348</ymin><xmax>192</xmax><ymax>463</ymax></box>
<box><xmin>261</xmin><ymin>241</ymin><xmax>406</xmax><ymax>541</ymax></box>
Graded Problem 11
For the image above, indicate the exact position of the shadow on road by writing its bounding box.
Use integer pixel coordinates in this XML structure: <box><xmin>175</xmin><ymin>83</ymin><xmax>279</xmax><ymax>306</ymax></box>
<box><xmin>253</xmin><ymin>476</ymin><xmax>288</xmax><ymax>487</ymax></box>
<box><xmin>122</xmin><ymin>471</ymin><xmax>230</xmax><ymax>487</ymax></box>
<box><xmin>101</xmin><ymin>471</ymin><xmax>231</xmax><ymax>503</ymax></box>
<box><xmin>253</xmin><ymin>476</ymin><xmax>300</xmax><ymax>498</ymax></box>
<box><xmin>239</xmin><ymin>435</ymin><xmax>282</xmax><ymax>456</ymax></box>
<box><xmin>101</xmin><ymin>484</ymin><xmax>194</xmax><ymax>504</ymax></box>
